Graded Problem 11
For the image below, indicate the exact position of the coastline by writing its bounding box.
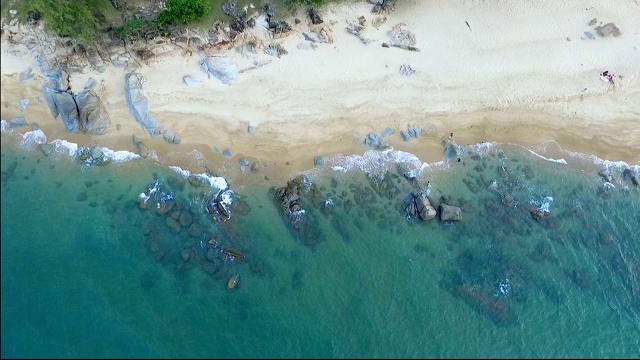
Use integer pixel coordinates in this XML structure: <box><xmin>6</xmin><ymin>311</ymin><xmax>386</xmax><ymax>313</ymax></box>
<box><xmin>1</xmin><ymin>0</ymin><xmax>639</xmax><ymax>184</ymax></box>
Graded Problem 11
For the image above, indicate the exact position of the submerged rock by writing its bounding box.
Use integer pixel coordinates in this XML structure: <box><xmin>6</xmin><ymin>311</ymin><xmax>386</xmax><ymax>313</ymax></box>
<box><xmin>440</xmin><ymin>203</ymin><xmax>462</xmax><ymax>221</ymax></box>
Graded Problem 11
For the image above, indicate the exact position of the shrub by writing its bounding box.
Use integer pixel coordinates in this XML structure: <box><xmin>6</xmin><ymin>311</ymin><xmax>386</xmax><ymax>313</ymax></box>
<box><xmin>15</xmin><ymin>0</ymin><xmax>110</xmax><ymax>44</ymax></box>
<box><xmin>115</xmin><ymin>18</ymin><xmax>155</xmax><ymax>41</ymax></box>
<box><xmin>157</xmin><ymin>0</ymin><xmax>211</xmax><ymax>25</ymax></box>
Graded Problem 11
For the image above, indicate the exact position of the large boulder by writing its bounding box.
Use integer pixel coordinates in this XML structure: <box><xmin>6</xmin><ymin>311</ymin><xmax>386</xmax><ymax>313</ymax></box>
<box><xmin>595</xmin><ymin>23</ymin><xmax>621</xmax><ymax>37</ymax></box>
<box><xmin>54</xmin><ymin>91</ymin><xmax>80</xmax><ymax>133</ymax></box>
<box><xmin>199</xmin><ymin>56</ymin><xmax>238</xmax><ymax>85</ymax></box>
<box><xmin>415</xmin><ymin>193</ymin><xmax>437</xmax><ymax>221</ymax></box>
<box><xmin>440</xmin><ymin>203</ymin><xmax>462</xmax><ymax>221</ymax></box>
<box><xmin>125</xmin><ymin>72</ymin><xmax>161</xmax><ymax>137</ymax></box>
<box><xmin>74</xmin><ymin>89</ymin><xmax>111</xmax><ymax>135</ymax></box>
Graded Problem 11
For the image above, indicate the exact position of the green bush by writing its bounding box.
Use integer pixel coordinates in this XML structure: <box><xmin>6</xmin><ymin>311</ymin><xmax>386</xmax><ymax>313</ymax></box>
<box><xmin>115</xmin><ymin>18</ymin><xmax>155</xmax><ymax>41</ymax></box>
<box><xmin>15</xmin><ymin>0</ymin><xmax>110</xmax><ymax>44</ymax></box>
<box><xmin>157</xmin><ymin>0</ymin><xmax>211</xmax><ymax>25</ymax></box>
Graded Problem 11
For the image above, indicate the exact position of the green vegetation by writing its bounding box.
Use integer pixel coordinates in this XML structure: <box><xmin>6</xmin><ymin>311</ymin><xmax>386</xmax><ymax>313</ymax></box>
<box><xmin>157</xmin><ymin>0</ymin><xmax>211</xmax><ymax>25</ymax></box>
<box><xmin>1</xmin><ymin>0</ymin><xmax>357</xmax><ymax>46</ymax></box>
<box><xmin>114</xmin><ymin>18</ymin><xmax>157</xmax><ymax>42</ymax></box>
<box><xmin>10</xmin><ymin>0</ymin><xmax>112</xmax><ymax>44</ymax></box>
<box><xmin>283</xmin><ymin>0</ymin><xmax>326</xmax><ymax>6</ymax></box>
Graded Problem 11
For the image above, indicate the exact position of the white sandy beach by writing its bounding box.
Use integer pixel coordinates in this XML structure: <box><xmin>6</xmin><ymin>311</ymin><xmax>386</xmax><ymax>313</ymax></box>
<box><xmin>1</xmin><ymin>0</ymin><xmax>639</xmax><ymax>181</ymax></box>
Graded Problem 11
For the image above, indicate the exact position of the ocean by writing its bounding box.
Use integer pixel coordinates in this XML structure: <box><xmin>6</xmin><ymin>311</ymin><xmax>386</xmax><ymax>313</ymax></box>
<box><xmin>2</xmin><ymin>121</ymin><xmax>639</xmax><ymax>358</ymax></box>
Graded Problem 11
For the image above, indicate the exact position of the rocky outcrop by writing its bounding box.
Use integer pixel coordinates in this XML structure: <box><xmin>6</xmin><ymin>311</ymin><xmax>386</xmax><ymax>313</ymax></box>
<box><xmin>622</xmin><ymin>168</ymin><xmax>639</xmax><ymax>187</ymax></box>
<box><xmin>406</xmin><ymin>193</ymin><xmax>437</xmax><ymax>221</ymax></box>
<box><xmin>125</xmin><ymin>73</ymin><xmax>181</xmax><ymax>143</ymax></box>
<box><xmin>595</xmin><ymin>22</ymin><xmax>621</xmax><ymax>37</ymax></box>
<box><xmin>273</xmin><ymin>175</ymin><xmax>322</xmax><ymax>248</ymax></box>
<box><xmin>440</xmin><ymin>203</ymin><xmax>462</xmax><ymax>221</ymax></box>
<box><xmin>74</xmin><ymin>79</ymin><xmax>111</xmax><ymax>135</ymax></box>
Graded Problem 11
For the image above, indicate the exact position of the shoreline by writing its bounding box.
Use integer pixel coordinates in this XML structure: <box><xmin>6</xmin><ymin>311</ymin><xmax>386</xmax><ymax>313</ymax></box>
<box><xmin>2</xmin><ymin>0</ymin><xmax>639</xmax><ymax>184</ymax></box>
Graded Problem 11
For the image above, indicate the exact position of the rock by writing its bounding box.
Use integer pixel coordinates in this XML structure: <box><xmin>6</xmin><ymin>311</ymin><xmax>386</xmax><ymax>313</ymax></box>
<box><xmin>399</xmin><ymin>64</ymin><xmax>415</xmax><ymax>76</ymax></box>
<box><xmin>206</xmin><ymin>248</ymin><xmax>218</xmax><ymax>262</ymax></box>
<box><xmin>9</xmin><ymin>117</ymin><xmax>27</xmax><ymax>129</ymax></box>
<box><xmin>584</xmin><ymin>31</ymin><xmax>595</xmax><ymax>40</ymax></box>
<box><xmin>180</xmin><ymin>249</ymin><xmax>191</xmax><ymax>261</ymax></box>
<box><xmin>227</xmin><ymin>274</ymin><xmax>238</xmax><ymax>289</ymax></box>
<box><xmin>314</xmin><ymin>156</ymin><xmax>324</xmax><ymax>166</ymax></box>
<box><xmin>138</xmin><ymin>142</ymin><xmax>150</xmax><ymax>158</ymax></box>
<box><xmin>73</xmin><ymin>89</ymin><xmax>111</xmax><ymax>135</ymax></box>
<box><xmin>248</xmin><ymin>125</ymin><xmax>255</xmax><ymax>134</ymax></box>
<box><xmin>162</xmin><ymin>129</ymin><xmax>181</xmax><ymax>144</ymax></box>
<box><xmin>156</xmin><ymin>200</ymin><xmax>174</xmax><ymax>215</ymax></box>
<box><xmin>182</xmin><ymin>75</ymin><xmax>201</xmax><ymax>86</ymax></box>
<box><xmin>440</xmin><ymin>203</ymin><xmax>462</xmax><ymax>221</ymax></box>
<box><xmin>188</xmin><ymin>222</ymin><xmax>203</xmax><ymax>237</ymax></box>
<box><xmin>223</xmin><ymin>149</ymin><xmax>232</xmax><ymax>157</ymax></box>
<box><xmin>381</xmin><ymin>127</ymin><xmax>394</xmax><ymax>137</ymax></box>
<box><xmin>240</xmin><ymin>157</ymin><xmax>250</xmax><ymax>172</ymax></box>
<box><xmin>20</xmin><ymin>98</ymin><xmax>29</xmax><ymax>110</ymax></box>
<box><xmin>202</xmin><ymin>261</ymin><xmax>217</xmax><ymax>275</ymax></box>
<box><xmin>19</xmin><ymin>66</ymin><xmax>34</xmax><ymax>81</ymax></box>
<box><xmin>91</xmin><ymin>146</ymin><xmax>104</xmax><ymax>160</ymax></box>
<box><xmin>415</xmin><ymin>193</ymin><xmax>437</xmax><ymax>221</ymax></box>
<box><xmin>308</xmin><ymin>8</ymin><xmax>323</xmax><ymax>25</ymax></box>
<box><xmin>166</xmin><ymin>217</ymin><xmax>182</xmax><ymax>232</ymax></box>
<box><xmin>84</xmin><ymin>78</ymin><xmax>96</xmax><ymax>90</ymax></box>
<box><xmin>529</xmin><ymin>207</ymin><xmax>549</xmax><ymax>220</ymax></box>
<box><xmin>264</xmin><ymin>43</ymin><xmax>288</xmax><ymax>57</ymax></box>
<box><xmin>199</xmin><ymin>55</ymin><xmax>239</xmax><ymax>85</ymax></box>
<box><xmin>598</xmin><ymin>168</ymin><xmax>613</xmax><ymax>183</ymax></box>
<box><xmin>387</xmin><ymin>23</ymin><xmax>416</xmax><ymax>47</ymax></box>
<box><xmin>125</xmin><ymin>73</ymin><xmax>161</xmax><ymax>137</ymax></box>
<box><xmin>622</xmin><ymin>168</ymin><xmax>638</xmax><ymax>187</ymax></box>
<box><xmin>408</xmin><ymin>128</ymin><xmax>420</xmax><ymax>138</ymax></box>
<box><xmin>364</xmin><ymin>131</ymin><xmax>389</xmax><ymax>149</ymax></box>
<box><xmin>188</xmin><ymin>175</ymin><xmax>205</xmax><ymax>187</ymax></box>
<box><xmin>372</xmin><ymin>16</ymin><xmax>387</xmax><ymax>29</ymax></box>
<box><xmin>588</xmin><ymin>18</ymin><xmax>597</xmax><ymax>26</ymax></box>
<box><xmin>39</xmin><ymin>143</ymin><xmax>54</xmax><ymax>156</ymax></box>
<box><xmin>179</xmin><ymin>211</ymin><xmax>193</xmax><ymax>227</ymax></box>
<box><xmin>223</xmin><ymin>248</ymin><xmax>245</xmax><ymax>261</ymax></box>
<box><xmin>371</xmin><ymin>0</ymin><xmax>397</xmax><ymax>14</ymax></box>
<box><xmin>595</xmin><ymin>22</ymin><xmax>621</xmax><ymax>37</ymax></box>
<box><xmin>400</xmin><ymin>129</ymin><xmax>411</xmax><ymax>142</ymax></box>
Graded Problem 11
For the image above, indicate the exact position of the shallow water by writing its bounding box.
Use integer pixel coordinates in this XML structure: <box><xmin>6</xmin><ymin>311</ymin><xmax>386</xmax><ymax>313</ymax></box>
<box><xmin>2</xmin><ymin>125</ymin><xmax>639</xmax><ymax>358</ymax></box>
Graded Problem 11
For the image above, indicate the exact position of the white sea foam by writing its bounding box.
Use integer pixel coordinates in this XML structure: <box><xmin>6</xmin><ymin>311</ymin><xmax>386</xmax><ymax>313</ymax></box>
<box><xmin>19</xmin><ymin>129</ymin><xmax>47</xmax><ymax>148</ymax></box>
<box><xmin>101</xmin><ymin>148</ymin><xmax>140</xmax><ymax>163</ymax></box>
<box><xmin>532</xmin><ymin>196</ymin><xmax>554</xmax><ymax>212</ymax></box>
<box><xmin>0</xmin><ymin>120</ymin><xmax>8</xmax><ymax>132</ymax></box>
<box><xmin>527</xmin><ymin>149</ymin><xmax>568</xmax><ymax>165</ymax></box>
<box><xmin>321</xmin><ymin>148</ymin><xmax>430</xmax><ymax>178</ymax></box>
<box><xmin>219</xmin><ymin>189</ymin><xmax>234</xmax><ymax>205</ymax></box>
<box><xmin>169</xmin><ymin>165</ymin><xmax>229</xmax><ymax>191</ymax></box>
<box><xmin>49</xmin><ymin>139</ymin><xmax>79</xmax><ymax>156</ymax></box>
<box><xmin>467</xmin><ymin>142</ymin><xmax>495</xmax><ymax>157</ymax></box>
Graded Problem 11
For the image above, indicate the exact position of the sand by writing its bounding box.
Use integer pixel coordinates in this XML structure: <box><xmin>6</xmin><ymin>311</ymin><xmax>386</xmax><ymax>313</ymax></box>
<box><xmin>1</xmin><ymin>0</ymin><xmax>639</xmax><ymax>183</ymax></box>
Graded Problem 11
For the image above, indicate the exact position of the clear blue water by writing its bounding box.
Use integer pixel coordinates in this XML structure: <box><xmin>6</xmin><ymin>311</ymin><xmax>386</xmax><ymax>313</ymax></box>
<box><xmin>2</xmin><ymin>125</ymin><xmax>639</xmax><ymax>358</ymax></box>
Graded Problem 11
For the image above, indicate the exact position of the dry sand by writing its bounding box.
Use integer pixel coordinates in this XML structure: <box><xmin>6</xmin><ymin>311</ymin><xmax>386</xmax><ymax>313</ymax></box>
<box><xmin>1</xmin><ymin>0</ymin><xmax>639</xmax><ymax>183</ymax></box>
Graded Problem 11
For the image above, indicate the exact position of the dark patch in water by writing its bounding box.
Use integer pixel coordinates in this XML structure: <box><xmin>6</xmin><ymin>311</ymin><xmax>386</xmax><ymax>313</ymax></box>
<box><xmin>140</xmin><ymin>271</ymin><xmax>156</xmax><ymax>291</ymax></box>
<box><xmin>292</xmin><ymin>270</ymin><xmax>303</xmax><ymax>290</ymax></box>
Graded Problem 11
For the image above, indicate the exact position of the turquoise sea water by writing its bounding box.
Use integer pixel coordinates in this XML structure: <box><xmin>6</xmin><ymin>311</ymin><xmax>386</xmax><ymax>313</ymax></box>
<box><xmin>2</xmin><ymin>123</ymin><xmax>639</xmax><ymax>358</ymax></box>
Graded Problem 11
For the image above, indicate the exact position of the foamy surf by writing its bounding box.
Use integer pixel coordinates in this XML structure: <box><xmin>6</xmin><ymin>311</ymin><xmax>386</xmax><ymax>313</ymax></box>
<box><xmin>169</xmin><ymin>165</ymin><xmax>229</xmax><ymax>191</ymax></box>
